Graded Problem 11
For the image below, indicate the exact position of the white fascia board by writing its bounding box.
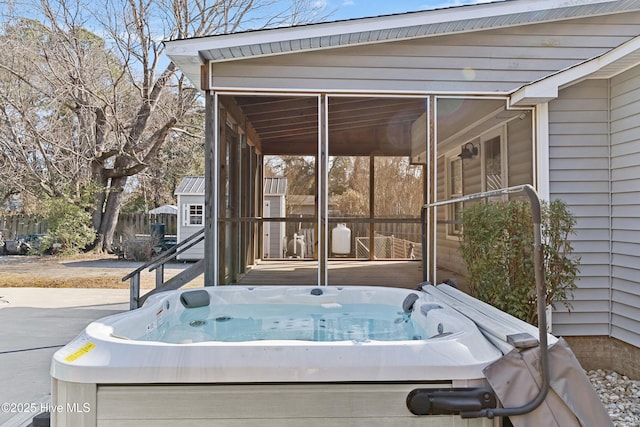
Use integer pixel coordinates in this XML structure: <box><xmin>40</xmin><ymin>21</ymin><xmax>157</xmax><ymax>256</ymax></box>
<box><xmin>510</xmin><ymin>83</ymin><xmax>559</xmax><ymax>106</ymax></box>
<box><xmin>164</xmin><ymin>0</ymin><xmax>623</xmax><ymax>63</ymax></box>
<box><xmin>511</xmin><ymin>34</ymin><xmax>640</xmax><ymax>106</ymax></box>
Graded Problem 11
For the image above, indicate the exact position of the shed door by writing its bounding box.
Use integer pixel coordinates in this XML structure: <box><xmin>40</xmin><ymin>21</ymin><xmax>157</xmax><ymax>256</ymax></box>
<box><xmin>263</xmin><ymin>200</ymin><xmax>271</xmax><ymax>258</ymax></box>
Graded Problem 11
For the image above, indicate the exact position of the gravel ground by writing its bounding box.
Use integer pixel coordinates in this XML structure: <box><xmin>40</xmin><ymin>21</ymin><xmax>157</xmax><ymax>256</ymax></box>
<box><xmin>588</xmin><ymin>369</ymin><xmax>640</xmax><ymax>427</ymax></box>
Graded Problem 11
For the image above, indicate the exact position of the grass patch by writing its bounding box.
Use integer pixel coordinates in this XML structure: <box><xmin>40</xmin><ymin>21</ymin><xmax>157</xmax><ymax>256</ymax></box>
<box><xmin>0</xmin><ymin>273</ymin><xmax>127</xmax><ymax>289</ymax></box>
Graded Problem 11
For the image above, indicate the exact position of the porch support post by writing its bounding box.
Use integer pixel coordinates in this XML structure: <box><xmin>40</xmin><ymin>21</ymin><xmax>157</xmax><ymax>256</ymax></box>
<box><xmin>218</xmin><ymin>106</ymin><xmax>228</xmax><ymax>285</ymax></box>
<box><xmin>318</xmin><ymin>94</ymin><xmax>328</xmax><ymax>285</ymax></box>
<box><xmin>534</xmin><ymin>103</ymin><xmax>550</xmax><ymax>200</ymax></box>
<box><xmin>204</xmin><ymin>88</ymin><xmax>217</xmax><ymax>286</ymax></box>
<box><xmin>369</xmin><ymin>155</ymin><xmax>375</xmax><ymax>261</ymax></box>
<box><xmin>240</xmin><ymin>133</ymin><xmax>249</xmax><ymax>274</ymax></box>
<box><xmin>256</xmin><ymin>154</ymin><xmax>263</xmax><ymax>262</ymax></box>
<box><xmin>427</xmin><ymin>96</ymin><xmax>436</xmax><ymax>284</ymax></box>
<box><xmin>230</xmin><ymin>128</ymin><xmax>239</xmax><ymax>283</ymax></box>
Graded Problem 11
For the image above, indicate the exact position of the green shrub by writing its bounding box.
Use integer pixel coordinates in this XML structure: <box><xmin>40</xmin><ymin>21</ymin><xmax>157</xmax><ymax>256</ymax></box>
<box><xmin>459</xmin><ymin>198</ymin><xmax>580</xmax><ymax>325</ymax></box>
<box><xmin>38</xmin><ymin>198</ymin><xmax>96</xmax><ymax>255</ymax></box>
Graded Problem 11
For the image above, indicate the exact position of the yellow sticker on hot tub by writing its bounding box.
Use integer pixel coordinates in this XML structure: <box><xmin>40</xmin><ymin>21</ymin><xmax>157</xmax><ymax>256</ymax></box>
<box><xmin>64</xmin><ymin>342</ymin><xmax>96</xmax><ymax>362</ymax></box>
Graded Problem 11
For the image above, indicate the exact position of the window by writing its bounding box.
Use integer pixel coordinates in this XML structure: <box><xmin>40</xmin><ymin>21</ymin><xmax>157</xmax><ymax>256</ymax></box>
<box><xmin>481</xmin><ymin>127</ymin><xmax>507</xmax><ymax>199</ymax></box>
<box><xmin>188</xmin><ymin>204</ymin><xmax>203</xmax><ymax>226</ymax></box>
<box><xmin>447</xmin><ymin>156</ymin><xmax>463</xmax><ymax>237</ymax></box>
<box><xmin>484</xmin><ymin>136</ymin><xmax>502</xmax><ymax>191</ymax></box>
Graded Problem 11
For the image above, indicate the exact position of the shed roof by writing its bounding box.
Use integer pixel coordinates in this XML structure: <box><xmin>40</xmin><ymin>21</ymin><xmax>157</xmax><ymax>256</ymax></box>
<box><xmin>165</xmin><ymin>0</ymin><xmax>640</xmax><ymax>86</ymax></box>
<box><xmin>175</xmin><ymin>176</ymin><xmax>206</xmax><ymax>195</ymax></box>
<box><xmin>264</xmin><ymin>177</ymin><xmax>287</xmax><ymax>196</ymax></box>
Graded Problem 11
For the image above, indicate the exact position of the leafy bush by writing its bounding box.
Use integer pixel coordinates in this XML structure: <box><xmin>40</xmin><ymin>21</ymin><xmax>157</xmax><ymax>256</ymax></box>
<box><xmin>38</xmin><ymin>198</ymin><xmax>96</xmax><ymax>255</ymax></box>
<box><xmin>459</xmin><ymin>198</ymin><xmax>580</xmax><ymax>324</ymax></box>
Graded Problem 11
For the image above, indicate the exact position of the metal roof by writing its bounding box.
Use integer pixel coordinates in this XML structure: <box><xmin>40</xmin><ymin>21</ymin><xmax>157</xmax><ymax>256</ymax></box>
<box><xmin>165</xmin><ymin>0</ymin><xmax>640</xmax><ymax>86</ymax></box>
<box><xmin>263</xmin><ymin>177</ymin><xmax>287</xmax><ymax>196</ymax></box>
<box><xmin>175</xmin><ymin>176</ymin><xmax>206</xmax><ymax>195</ymax></box>
<box><xmin>175</xmin><ymin>176</ymin><xmax>288</xmax><ymax>196</ymax></box>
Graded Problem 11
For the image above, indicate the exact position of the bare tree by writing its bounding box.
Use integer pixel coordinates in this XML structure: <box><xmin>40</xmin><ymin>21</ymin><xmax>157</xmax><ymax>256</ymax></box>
<box><xmin>0</xmin><ymin>17</ymin><xmax>103</xmax><ymax>203</ymax></box>
<box><xmin>334</xmin><ymin>157</ymin><xmax>423</xmax><ymax>217</ymax></box>
<box><xmin>0</xmin><ymin>0</ymin><xmax>325</xmax><ymax>251</ymax></box>
<box><xmin>264</xmin><ymin>155</ymin><xmax>423</xmax><ymax>218</ymax></box>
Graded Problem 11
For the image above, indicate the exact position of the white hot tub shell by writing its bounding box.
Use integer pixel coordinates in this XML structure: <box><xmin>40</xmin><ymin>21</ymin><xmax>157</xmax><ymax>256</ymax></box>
<box><xmin>50</xmin><ymin>285</ymin><xmax>520</xmax><ymax>426</ymax></box>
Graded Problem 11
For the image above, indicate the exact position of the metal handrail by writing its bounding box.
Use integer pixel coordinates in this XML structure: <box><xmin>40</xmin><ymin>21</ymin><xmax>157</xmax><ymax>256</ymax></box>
<box><xmin>123</xmin><ymin>228</ymin><xmax>205</xmax><ymax>309</ymax></box>
<box><xmin>121</xmin><ymin>228</ymin><xmax>204</xmax><ymax>281</ymax></box>
<box><xmin>422</xmin><ymin>184</ymin><xmax>550</xmax><ymax>419</ymax></box>
<box><xmin>146</xmin><ymin>230</ymin><xmax>205</xmax><ymax>272</ymax></box>
<box><xmin>221</xmin><ymin>216</ymin><xmax>422</xmax><ymax>224</ymax></box>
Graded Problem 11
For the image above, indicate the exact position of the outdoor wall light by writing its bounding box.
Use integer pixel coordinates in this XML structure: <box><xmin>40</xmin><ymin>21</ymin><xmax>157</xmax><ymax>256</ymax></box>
<box><xmin>459</xmin><ymin>142</ymin><xmax>478</xmax><ymax>160</ymax></box>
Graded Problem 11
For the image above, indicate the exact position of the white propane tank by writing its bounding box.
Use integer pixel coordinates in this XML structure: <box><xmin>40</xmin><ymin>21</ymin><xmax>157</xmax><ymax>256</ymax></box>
<box><xmin>331</xmin><ymin>223</ymin><xmax>351</xmax><ymax>256</ymax></box>
<box><xmin>286</xmin><ymin>233</ymin><xmax>305</xmax><ymax>258</ymax></box>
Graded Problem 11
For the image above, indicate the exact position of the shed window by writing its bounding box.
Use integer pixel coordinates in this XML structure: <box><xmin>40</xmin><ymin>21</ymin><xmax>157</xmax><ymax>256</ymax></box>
<box><xmin>187</xmin><ymin>204</ymin><xmax>203</xmax><ymax>226</ymax></box>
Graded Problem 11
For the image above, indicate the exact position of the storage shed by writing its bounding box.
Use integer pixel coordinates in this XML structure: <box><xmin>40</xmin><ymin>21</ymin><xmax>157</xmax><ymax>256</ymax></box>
<box><xmin>263</xmin><ymin>177</ymin><xmax>287</xmax><ymax>258</ymax></box>
<box><xmin>177</xmin><ymin>176</ymin><xmax>290</xmax><ymax>260</ymax></box>
<box><xmin>175</xmin><ymin>176</ymin><xmax>205</xmax><ymax>260</ymax></box>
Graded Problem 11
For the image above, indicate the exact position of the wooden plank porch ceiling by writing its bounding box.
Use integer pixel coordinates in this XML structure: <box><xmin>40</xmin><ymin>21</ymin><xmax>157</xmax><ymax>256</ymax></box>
<box><xmin>237</xmin><ymin>260</ymin><xmax>424</xmax><ymax>289</ymax></box>
<box><xmin>229</xmin><ymin>95</ymin><xmax>426</xmax><ymax>156</ymax></box>
<box><xmin>225</xmin><ymin>95</ymin><xmax>514</xmax><ymax>156</ymax></box>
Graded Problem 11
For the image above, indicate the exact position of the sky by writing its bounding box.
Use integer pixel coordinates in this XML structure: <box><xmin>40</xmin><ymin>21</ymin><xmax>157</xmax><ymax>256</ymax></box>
<box><xmin>323</xmin><ymin>0</ymin><xmax>494</xmax><ymax>21</ymax></box>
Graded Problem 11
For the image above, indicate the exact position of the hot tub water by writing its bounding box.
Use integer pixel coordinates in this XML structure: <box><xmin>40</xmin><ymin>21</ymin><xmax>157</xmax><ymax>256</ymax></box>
<box><xmin>141</xmin><ymin>303</ymin><xmax>427</xmax><ymax>343</ymax></box>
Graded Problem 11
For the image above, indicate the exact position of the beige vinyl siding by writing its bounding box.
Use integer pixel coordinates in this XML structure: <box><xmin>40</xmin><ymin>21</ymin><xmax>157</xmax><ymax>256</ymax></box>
<box><xmin>435</xmin><ymin>138</ymin><xmax>482</xmax><ymax>278</ymax></box>
<box><xmin>507</xmin><ymin>112</ymin><xmax>534</xmax><ymax>187</ymax></box>
<box><xmin>548</xmin><ymin>79</ymin><xmax>611</xmax><ymax>336</ymax></box>
<box><xmin>609</xmin><ymin>64</ymin><xmax>640</xmax><ymax>347</ymax></box>
<box><xmin>211</xmin><ymin>14</ymin><xmax>640</xmax><ymax>93</ymax></box>
<box><xmin>463</xmin><ymin>149</ymin><xmax>482</xmax><ymax>196</ymax></box>
<box><xmin>435</xmin><ymin>120</ymin><xmax>533</xmax><ymax>280</ymax></box>
<box><xmin>435</xmin><ymin>155</ymin><xmax>463</xmax><ymax>276</ymax></box>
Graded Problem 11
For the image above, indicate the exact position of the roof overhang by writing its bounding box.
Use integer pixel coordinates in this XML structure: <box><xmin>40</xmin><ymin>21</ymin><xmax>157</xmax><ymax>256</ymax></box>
<box><xmin>165</xmin><ymin>0</ymin><xmax>640</xmax><ymax>88</ymax></box>
<box><xmin>510</xmin><ymin>34</ymin><xmax>640</xmax><ymax>106</ymax></box>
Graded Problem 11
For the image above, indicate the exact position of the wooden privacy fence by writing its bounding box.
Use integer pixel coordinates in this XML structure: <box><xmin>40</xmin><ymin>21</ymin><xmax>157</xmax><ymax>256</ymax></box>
<box><xmin>0</xmin><ymin>215</ymin><xmax>47</xmax><ymax>239</ymax></box>
<box><xmin>0</xmin><ymin>213</ymin><xmax>177</xmax><ymax>241</ymax></box>
<box><xmin>113</xmin><ymin>213</ymin><xmax>178</xmax><ymax>241</ymax></box>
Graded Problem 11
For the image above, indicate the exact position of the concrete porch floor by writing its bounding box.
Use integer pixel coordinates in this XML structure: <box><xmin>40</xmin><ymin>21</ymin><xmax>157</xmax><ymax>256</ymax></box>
<box><xmin>236</xmin><ymin>259</ymin><xmax>468</xmax><ymax>292</ymax></box>
<box><xmin>237</xmin><ymin>260</ymin><xmax>425</xmax><ymax>288</ymax></box>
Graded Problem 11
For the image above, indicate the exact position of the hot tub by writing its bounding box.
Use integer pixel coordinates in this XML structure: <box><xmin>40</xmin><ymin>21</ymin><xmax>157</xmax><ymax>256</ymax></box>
<box><xmin>51</xmin><ymin>285</ymin><xmax>506</xmax><ymax>426</ymax></box>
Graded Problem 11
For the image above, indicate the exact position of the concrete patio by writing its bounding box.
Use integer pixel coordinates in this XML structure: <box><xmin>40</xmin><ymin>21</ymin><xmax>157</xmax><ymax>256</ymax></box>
<box><xmin>0</xmin><ymin>289</ymin><xmax>130</xmax><ymax>426</ymax></box>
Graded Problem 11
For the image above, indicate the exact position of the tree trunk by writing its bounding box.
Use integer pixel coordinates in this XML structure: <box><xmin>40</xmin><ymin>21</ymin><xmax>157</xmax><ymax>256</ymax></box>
<box><xmin>90</xmin><ymin>163</ymin><xmax>109</xmax><ymax>251</ymax></box>
<box><xmin>97</xmin><ymin>176</ymin><xmax>128</xmax><ymax>252</ymax></box>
